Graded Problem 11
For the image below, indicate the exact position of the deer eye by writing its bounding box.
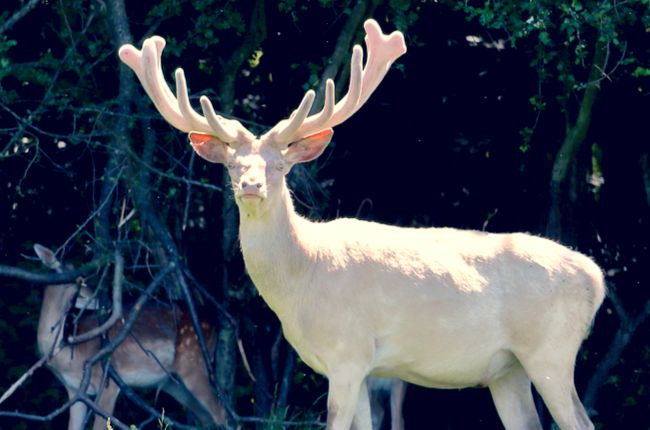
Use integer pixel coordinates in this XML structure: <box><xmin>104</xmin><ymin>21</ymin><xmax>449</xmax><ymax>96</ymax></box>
<box><xmin>226</xmin><ymin>162</ymin><xmax>235</xmax><ymax>170</ymax></box>
<box><xmin>276</xmin><ymin>162</ymin><xmax>285</xmax><ymax>171</ymax></box>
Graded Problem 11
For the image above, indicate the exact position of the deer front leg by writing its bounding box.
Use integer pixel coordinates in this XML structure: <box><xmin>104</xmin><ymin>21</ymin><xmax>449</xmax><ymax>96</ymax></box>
<box><xmin>351</xmin><ymin>378</ymin><xmax>372</xmax><ymax>430</ymax></box>
<box><xmin>327</xmin><ymin>368</ymin><xmax>369</xmax><ymax>430</ymax></box>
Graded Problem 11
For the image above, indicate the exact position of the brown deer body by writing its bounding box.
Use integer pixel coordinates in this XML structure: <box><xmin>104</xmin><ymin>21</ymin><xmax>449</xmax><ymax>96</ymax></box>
<box><xmin>35</xmin><ymin>245</ymin><xmax>226</xmax><ymax>430</ymax></box>
<box><xmin>119</xmin><ymin>19</ymin><xmax>605</xmax><ymax>430</ymax></box>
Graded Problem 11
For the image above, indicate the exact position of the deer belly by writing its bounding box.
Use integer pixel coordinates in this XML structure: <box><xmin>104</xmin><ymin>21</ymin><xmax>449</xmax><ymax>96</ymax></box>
<box><xmin>373</xmin><ymin>340</ymin><xmax>516</xmax><ymax>389</ymax></box>
<box><xmin>111</xmin><ymin>339</ymin><xmax>176</xmax><ymax>387</ymax></box>
<box><xmin>117</xmin><ymin>366</ymin><xmax>170</xmax><ymax>387</ymax></box>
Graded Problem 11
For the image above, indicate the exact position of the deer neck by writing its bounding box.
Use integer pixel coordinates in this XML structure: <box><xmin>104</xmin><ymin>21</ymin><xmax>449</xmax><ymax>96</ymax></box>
<box><xmin>37</xmin><ymin>284</ymin><xmax>77</xmax><ymax>356</ymax></box>
<box><xmin>238</xmin><ymin>179</ymin><xmax>313</xmax><ymax>316</ymax></box>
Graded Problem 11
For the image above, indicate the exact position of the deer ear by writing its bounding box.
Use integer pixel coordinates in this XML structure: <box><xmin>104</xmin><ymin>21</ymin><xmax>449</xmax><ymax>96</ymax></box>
<box><xmin>189</xmin><ymin>132</ymin><xmax>230</xmax><ymax>164</ymax></box>
<box><xmin>285</xmin><ymin>129</ymin><xmax>334</xmax><ymax>164</ymax></box>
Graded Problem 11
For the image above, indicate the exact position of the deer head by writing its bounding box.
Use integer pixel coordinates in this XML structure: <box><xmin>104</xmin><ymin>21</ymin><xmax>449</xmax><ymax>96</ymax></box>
<box><xmin>33</xmin><ymin>245</ymin><xmax>227</xmax><ymax>429</ymax></box>
<box><xmin>118</xmin><ymin>20</ymin><xmax>406</xmax><ymax>217</ymax></box>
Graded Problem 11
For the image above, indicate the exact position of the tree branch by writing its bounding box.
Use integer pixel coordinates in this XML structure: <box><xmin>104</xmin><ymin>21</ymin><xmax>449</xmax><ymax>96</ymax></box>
<box><xmin>67</xmin><ymin>251</ymin><xmax>124</xmax><ymax>344</ymax></box>
<box><xmin>583</xmin><ymin>289</ymin><xmax>650</xmax><ymax>410</ymax></box>
<box><xmin>0</xmin><ymin>0</ymin><xmax>41</xmax><ymax>35</ymax></box>
<box><xmin>312</xmin><ymin>0</ymin><xmax>369</xmax><ymax>112</ymax></box>
<box><xmin>547</xmin><ymin>39</ymin><xmax>608</xmax><ymax>240</ymax></box>
<box><xmin>0</xmin><ymin>265</ymin><xmax>81</xmax><ymax>283</ymax></box>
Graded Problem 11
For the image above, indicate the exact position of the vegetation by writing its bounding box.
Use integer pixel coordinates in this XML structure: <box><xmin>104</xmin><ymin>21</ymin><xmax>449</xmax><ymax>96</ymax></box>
<box><xmin>0</xmin><ymin>0</ymin><xmax>648</xmax><ymax>428</ymax></box>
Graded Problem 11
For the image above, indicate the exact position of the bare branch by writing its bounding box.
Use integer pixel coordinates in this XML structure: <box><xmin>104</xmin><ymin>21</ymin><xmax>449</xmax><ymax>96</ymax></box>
<box><xmin>67</xmin><ymin>250</ymin><xmax>124</xmax><ymax>344</ymax></box>
<box><xmin>0</xmin><ymin>0</ymin><xmax>41</xmax><ymax>35</ymax></box>
<box><xmin>0</xmin><ymin>264</ymin><xmax>82</xmax><ymax>283</ymax></box>
<box><xmin>0</xmin><ymin>355</ymin><xmax>48</xmax><ymax>405</ymax></box>
<box><xmin>312</xmin><ymin>0</ymin><xmax>369</xmax><ymax>112</ymax></box>
<box><xmin>106</xmin><ymin>367</ymin><xmax>201</xmax><ymax>430</ymax></box>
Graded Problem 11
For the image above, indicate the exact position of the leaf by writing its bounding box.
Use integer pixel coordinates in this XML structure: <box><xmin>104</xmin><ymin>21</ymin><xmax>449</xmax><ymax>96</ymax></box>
<box><xmin>632</xmin><ymin>66</ymin><xmax>650</xmax><ymax>78</ymax></box>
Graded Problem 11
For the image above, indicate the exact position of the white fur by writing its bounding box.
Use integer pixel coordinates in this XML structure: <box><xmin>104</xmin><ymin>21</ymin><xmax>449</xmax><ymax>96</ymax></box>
<box><xmin>222</xmin><ymin>126</ymin><xmax>605</xmax><ymax>430</ymax></box>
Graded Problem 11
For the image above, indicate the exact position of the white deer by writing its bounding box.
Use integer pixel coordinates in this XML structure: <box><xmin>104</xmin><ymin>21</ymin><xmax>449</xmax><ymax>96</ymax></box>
<box><xmin>119</xmin><ymin>19</ymin><xmax>606</xmax><ymax>430</ymax></box>
<box><xmin>34</xmin><ymin>244</ymin><xmax>227</xmax><ymax>429</ymax></box>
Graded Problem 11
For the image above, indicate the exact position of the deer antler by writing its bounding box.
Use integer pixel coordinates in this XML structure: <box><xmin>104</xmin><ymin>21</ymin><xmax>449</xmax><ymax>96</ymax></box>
<box><xmin>262</xmin><ymin>19</ymin><xmax>407</xmax><ymax>145</ymax></box>
<box><xmin>118</xmin><ymin>36</ymin><xmax>253</xmax><ymax>144</ymax></box>
<box><xmin>119</xmin><ymin>19</ymin><xmax>405</xmax><ymax>146</ymax></box>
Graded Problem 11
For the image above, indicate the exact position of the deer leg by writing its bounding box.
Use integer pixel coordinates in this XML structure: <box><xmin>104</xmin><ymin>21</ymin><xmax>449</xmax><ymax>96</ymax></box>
<box><xmin>530</xmin><ymin>375</ymin><xmax>592</xmax><ymax>430</ymax></box>
<box><xmin>66</xmin><ymin>388</ymin><xmax>88</xmax><ymax>430</ymax></box>
<box><xmin>92</xmin><ymin>378</ymin><xmax>120</xmax><ymax>430</ymax></box>
<box><xmin>389</xmin><ymin>380</ymin><xmax>406</xmax><ymax>430</ymax></box>
<box><xmin>520</xmin><ymin>353</ymin><xmax>593</xmax><ymax>430</ymax></box>
<box><xmin>326</xmin><ymin>369</ymin><xmax>367</xmax><ymax>430</ymax></box>
<box><xmin>351</xmin><ymin>379</ymin><xmax>372</xmax><ymax>430</ymax></box>
<box><xmin>368</xmin><ymin>380</ymin><xmax>385</xmax><ymax>430</ymax></box>
<box><xmin>488</xmin><ymin>362</ymin><xmax>541</xmax><ymax>430</ymax></box>
<box><xmin>172</xmin><ymin>366</ymin><xmax>227</xmax><ymax>427</ymax></box>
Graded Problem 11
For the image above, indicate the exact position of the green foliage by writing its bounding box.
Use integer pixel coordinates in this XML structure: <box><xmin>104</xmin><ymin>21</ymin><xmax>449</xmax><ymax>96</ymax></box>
<box><xmin>632</xmin><ymin>66</ymin><xmax>650</xmax><ymax>77</ymax></box>
<box><xmin>144</xmin><ymin>0</ymin><xmax>183</xmax><ymax>25</ymax></box>
<box><xmin>449</xmin><ymin>1</ymin><xmax>650</xmax><ymax>154</ymax></box>
<box><xmin>0</xmin><ymin>36</ymin><xmax>17</xmax><ymax>79</ymax></box>
<box><xmin>388</xmin><ymin>0</ymin><xmax>420</xmax><ymax>31</ymax></box>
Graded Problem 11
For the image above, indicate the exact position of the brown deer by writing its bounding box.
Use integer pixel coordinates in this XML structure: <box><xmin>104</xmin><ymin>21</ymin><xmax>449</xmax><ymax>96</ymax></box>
<box><xmin>34</xmin><ymin>244</ymin><xmax>227</xmax><ymax>429</ymax></box>
<box><xmin>119</xmin><ymin>19</ymin><xmax>605</xmax><ymax>430</ymax></box>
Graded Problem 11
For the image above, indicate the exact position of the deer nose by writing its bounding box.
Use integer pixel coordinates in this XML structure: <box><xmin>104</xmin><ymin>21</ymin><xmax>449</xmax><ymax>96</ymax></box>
<box><xmin>240</xmin><ymin>179</ymin><xmax>264</xmax><ymax>194</ymax></box>
<box><xmin>242</xmin><ymin>180</ymin><xmax>261</xmax><ymax>189</ymax></box>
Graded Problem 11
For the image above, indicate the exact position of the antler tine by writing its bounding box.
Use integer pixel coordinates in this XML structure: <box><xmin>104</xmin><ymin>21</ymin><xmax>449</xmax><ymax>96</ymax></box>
<box><xmin>264</xmin><ymin>19</ymin><xmax>406</xmax><ymax>146</ymax></box>
<box><xmin>120</xmin><ymin>37</ymin><xmax>189</xmax><ymax>132</ymax></box>
<box><xmin>199</xmin><ymin>96</ymin><xmax>241</xmax><ymax>142</ymax></box>
<box><xmin>320</xmin><ymin>44</ymin><xmax>364</xmax><ymax>129</ymax></box>
<box><xmin>119</xmin><ymin>36</ymin><xmax>249</xmax><ymax>144</ymax></box>
<box><xmin>174</xmin><ymin>68</ymin><xmax>210</xmax><ymax>133</ymax></box>
<box><xmin>305</xmin><ymin>78</ymin><xmax>336</xmax><ymax>130</ymax></box>
<box><xmin>273</xmin><ymin>90</ymin><xmax>317</xmax><ymax>143</ymax></box>
<box><xmin>356</xmin><ymin>19</ymin><xmax>407</xmax><ymax>109</ymax></box>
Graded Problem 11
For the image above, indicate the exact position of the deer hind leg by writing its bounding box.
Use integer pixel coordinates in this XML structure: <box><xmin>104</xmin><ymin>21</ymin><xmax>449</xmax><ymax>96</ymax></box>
<box><xmin>519</xmin><ymin>351</ymin><xmax>593</xmax><ymax>430</ymax></box>
<box><xmin>389</xmin><ymin>380</ymin><xmax>406</xmax><ymax>430</ymax></box>
<box><xmin>92</xmin><ymin>378</ymin><xmax>120</xmax><ymax>430</ymax></box>
<box><xmin>488</xmin><ymin>362</ymin><xmax>542</xmax><ymax>430</ymax></box>
<box><xmin>66</xmin><ymin>387</ymin><xmax>89</xmax><ymax>430</ymax></box>
<box><xmin>171</xmin><ymin>363</ymin><xmax>227</xmax><ymax>427</ymax></box>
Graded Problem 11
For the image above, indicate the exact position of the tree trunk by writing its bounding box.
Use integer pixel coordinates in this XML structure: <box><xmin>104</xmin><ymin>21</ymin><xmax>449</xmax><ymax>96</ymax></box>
<box><xmin>583</xmin><ymin>293</ymin><xmax>650</xmax><ymax>410</ymax></box>
<box><xmin>214</xmin><ymin>0</ymin><xmax>267</xmax><ymax>417</ymax></box>
<box><xmin>546</xmin><ymin>41</ymin><xmax>606</xmax><ymax>243</ymax></box>
<box><xmin>312</xmin><ymin>0</ymin><xmax>369</xmax><ymax>111</ymax></box>
<box><xmin>583</xmin><ymin>154</ymin><xmax>650</xmax><ymax>411</ymax></box>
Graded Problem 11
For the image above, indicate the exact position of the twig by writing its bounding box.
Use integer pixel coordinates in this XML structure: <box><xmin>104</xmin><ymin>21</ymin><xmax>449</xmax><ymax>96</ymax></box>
<box><xmin>238</xmin><ymin>338</ymin><xmax>256</xmax><ymax>382</ymax></box>
<box><xmin>0</xmin><ymin>264</ymin><xmax>87</xmax><ymax>284</ymax></box>
<box><xmin>0</xmin><ymin>355</ymin><xmax>48</xmax><ymax>405</ymax></box>
<box><xmin>56</xmin><ymin>165</ymin><xmax>124</xmax><ymax>256</ymax></box>
<box><xmin>67</xmin><ymin>250</ymin><xmax>124</xmax><ymax>344</ymax></box>
<box><xmin>131</xmin><ymin>152</ymin><xmax>224</xmax><ymax>192</ymax></box>
<box><xmin>182</xmin><ymin>150</ymin><xmax>196</xmax><ymax>231</ymax></box>
<box><xmin>182</xmin><ymin>266</ymin><xmax>237</xmax><ymax>327</ymax></box>
<box><xmin>0</xmin><ymin>0</ymin><xmax>41</xmax><ymax>35</ymax></box>
<box><xmin>106</xmin><ymin>367</ymin><xmax>198</xmax><ymax>430</ymax></box>
<box><xmin>236</xmin><ymin>414</ymin><xmax>326</xmax><ymax>427</ymax></box>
